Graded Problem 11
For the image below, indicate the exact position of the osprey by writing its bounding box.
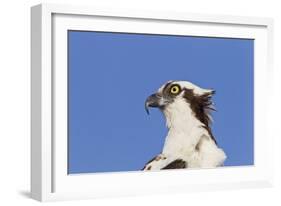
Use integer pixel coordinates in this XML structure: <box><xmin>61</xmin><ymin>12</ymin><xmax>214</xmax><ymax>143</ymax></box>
<box><xmin>143</xmin><ymin>80</ymin><xmax>226</xmax><ymax>170</ymax></box>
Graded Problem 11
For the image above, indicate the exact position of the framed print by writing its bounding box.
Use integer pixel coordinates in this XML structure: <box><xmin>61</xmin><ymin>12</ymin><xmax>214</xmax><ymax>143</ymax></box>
<box><xmin>31</xmin><ymin>3</ymin><xmax>274</xmax><ymax>201</ymax></box>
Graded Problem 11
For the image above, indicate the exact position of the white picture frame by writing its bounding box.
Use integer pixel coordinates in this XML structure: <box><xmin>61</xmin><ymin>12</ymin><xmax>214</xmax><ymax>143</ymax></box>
<box><xmin>31</xmin><ymin>3</ymin><xmax>274</xmax><ymax>202</ymax></box>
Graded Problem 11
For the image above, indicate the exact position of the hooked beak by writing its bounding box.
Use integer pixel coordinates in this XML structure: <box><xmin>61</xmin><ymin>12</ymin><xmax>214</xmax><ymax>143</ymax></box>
<box><xmin>145</xmin><ymin>94</ymin><xmax>163</xmax><ymax>115</ymax></box>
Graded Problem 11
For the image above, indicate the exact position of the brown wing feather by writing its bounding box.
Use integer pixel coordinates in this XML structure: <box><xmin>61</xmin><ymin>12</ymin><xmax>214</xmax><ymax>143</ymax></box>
<box><xmin>161</xmin><ymin>159</ymin><xmax>187</xmax><ymax>169</ymax></box>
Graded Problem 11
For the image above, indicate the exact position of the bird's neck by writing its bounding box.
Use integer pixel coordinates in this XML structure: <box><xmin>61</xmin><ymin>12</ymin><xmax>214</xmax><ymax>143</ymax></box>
<box><xmin>162</xmin><ymin>99</ymin><xmax>209</xmax><ymax>155</ymax></box>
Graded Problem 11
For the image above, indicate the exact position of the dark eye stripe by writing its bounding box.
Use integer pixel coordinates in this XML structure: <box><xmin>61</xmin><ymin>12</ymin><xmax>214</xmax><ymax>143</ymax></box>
<box><xmin>162</xmin><ymin>81</ymin><xmax>173</xmax><ymax>93</ymax></box>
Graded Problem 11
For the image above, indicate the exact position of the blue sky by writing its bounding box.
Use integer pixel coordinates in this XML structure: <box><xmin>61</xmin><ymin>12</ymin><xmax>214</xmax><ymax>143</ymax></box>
<box><xmin>68</xmin><ymin>31</ymin><xmax>254</xmax><ymax>174</ymax></box>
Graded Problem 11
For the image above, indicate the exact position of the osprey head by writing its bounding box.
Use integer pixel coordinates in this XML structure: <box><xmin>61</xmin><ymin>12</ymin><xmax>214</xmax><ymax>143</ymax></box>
<box><xmin>145</xmin><ymin>80</ymin><xmax>215</xmax><ymax>127</ymax></box>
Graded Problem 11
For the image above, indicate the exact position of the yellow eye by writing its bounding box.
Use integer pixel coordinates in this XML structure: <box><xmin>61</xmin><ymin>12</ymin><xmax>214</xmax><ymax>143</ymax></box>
<box><xmin>170</xmin><ymin>85</ymin><xmax>180</xmax><ymax>94</ymax></box>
